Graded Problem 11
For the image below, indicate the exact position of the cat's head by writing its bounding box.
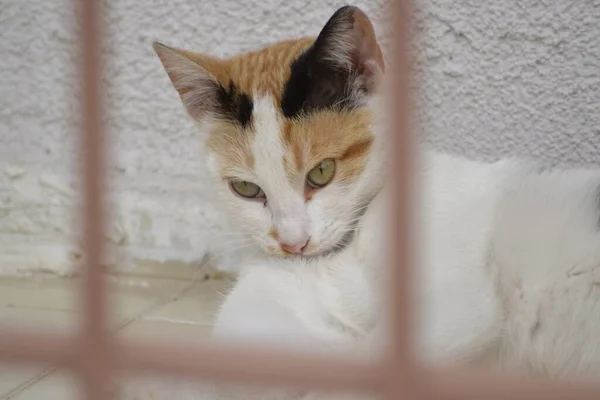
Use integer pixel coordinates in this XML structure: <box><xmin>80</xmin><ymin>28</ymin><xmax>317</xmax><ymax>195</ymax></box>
<box><xmin>154</xmin><ymin>5</ymin><xmax>386</xmax><ymax>258</ymax></box>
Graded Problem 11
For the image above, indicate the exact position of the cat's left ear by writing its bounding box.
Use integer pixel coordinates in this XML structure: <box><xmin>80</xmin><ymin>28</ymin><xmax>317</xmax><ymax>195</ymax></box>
<box><xmin>312</xmin><ymin>5</ymin><xmax>385</xmax><ymax>92</ymax></box>
<box><xmin>283</xmin><ymin>6</ymin><xmax>385</xmax><ymax>116</ymax></box>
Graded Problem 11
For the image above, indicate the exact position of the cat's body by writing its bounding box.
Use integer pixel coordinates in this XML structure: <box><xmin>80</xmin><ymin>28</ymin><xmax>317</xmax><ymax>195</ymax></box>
<box><xmin>177</xmin><ymin>151</ymin><xmax>600</xmax><ymax>400</ymax></box>
<box><xmin>210</xmin><ymin>152</ymin><xmax>600</xmax><ymax>394</ymax></box>
<box><xmin>415</xmin><ymin>151</ymin><xmax>600</xmax><ymax>377</ymax></box>
<box><xmin>151</xmin><ymin>5</ymin><xmax>600</xmax><ymax>400</ymax></box>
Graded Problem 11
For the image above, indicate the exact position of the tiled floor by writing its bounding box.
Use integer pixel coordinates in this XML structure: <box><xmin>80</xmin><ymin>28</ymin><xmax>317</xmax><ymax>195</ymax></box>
<box><xmin>0</xmin><ymin>264</ymin><xmax>233</xmax><ymax>399</ymax></box>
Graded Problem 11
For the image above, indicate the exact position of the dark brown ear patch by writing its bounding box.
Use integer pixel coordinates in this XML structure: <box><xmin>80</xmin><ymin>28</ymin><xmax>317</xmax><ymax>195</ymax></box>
<box><xmin>280</xmin><ymin>5</ymin><xmax>384</xmax><ymax>119</ymax></box>
<box><xmin>280</xmin><ymin>48</ymin><xmax>356</xmax><ymax>118</ymax></box>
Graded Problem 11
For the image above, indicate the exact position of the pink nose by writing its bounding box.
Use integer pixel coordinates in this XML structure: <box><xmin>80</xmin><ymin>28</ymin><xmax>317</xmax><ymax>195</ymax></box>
<box><xmin>280</xmin><ymin>239</ymin><xmax>309</xmax><ymax>254</ymax></box>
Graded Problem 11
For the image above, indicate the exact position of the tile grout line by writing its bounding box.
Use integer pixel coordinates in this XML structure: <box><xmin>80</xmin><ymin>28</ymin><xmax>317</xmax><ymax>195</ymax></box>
<box><xmin>0</xmin><ymin>277</ymin><xmax>202</xmax><ymax>399</ymax></box>
<box><xmin>2</xmin><ymin>367</ymin><xmax>57</xmax><ymax>400</ymax></box>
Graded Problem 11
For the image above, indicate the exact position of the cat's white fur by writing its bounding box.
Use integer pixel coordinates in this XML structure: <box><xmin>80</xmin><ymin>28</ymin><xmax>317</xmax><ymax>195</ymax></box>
<box><xmin>154</xmin><ymin>19</ymin><xmax>600</xmax><ymax>399</ymax></box>
<box><xmin>193</xmin><ymin>143</ymin><xmax>600</xmax><ymax>400</ymax></box>
<box><xmin>149</xmin><ymin>10</ymin><xmax>600</xmax><ymax>400</ymax></box>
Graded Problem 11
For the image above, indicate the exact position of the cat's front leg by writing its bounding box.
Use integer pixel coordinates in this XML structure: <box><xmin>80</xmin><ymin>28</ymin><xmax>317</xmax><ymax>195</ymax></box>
<box><xmin>202</xmin><ymin>264</ymin><xmax>348</xmax><ymax>400</ymax></box>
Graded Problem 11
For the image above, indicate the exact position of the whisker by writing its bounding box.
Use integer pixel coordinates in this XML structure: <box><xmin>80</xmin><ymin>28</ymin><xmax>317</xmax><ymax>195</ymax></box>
<box><xmin>212</xmin><ymin>232</ymin><xmax>252</xmax><ymax>237</ymax></box>
<box><xmin>181</xmin><ymin>241</ymin><xmax>259</xmax><ymax>292</ymax></box>
<box><xmin>204</xmin><ymin>242</ymin><xmax>257</xmax><ymax>270</ymax></box>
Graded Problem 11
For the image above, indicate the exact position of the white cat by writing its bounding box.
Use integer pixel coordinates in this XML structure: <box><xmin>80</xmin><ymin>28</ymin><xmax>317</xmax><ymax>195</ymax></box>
<box><xmin>151</xmin><ymin>4</ymin><xmax>600</xmax><ymax>400</ymax></box>
<box><xmin>201</xmin><ymin>150</ymin><xmax>600</xmax><ymax>399</ymax></box>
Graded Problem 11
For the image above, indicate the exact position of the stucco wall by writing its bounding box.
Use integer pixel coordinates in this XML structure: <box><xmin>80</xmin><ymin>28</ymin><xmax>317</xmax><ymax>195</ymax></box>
<box><xmin>1</xmin><ymin>0</ymin><xmax>599</xmax><ymax>275</ymax></box>
<box><xmin>415</xmin><ymin>0</ymin><xmax>600</xmax><ymax>165</ymax></box>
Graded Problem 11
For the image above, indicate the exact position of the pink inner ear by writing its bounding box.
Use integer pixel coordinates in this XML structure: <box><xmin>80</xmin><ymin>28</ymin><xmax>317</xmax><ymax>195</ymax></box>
<box><xmin>345</xmin><ymin>24</ymin><xmax>384</xmax><ymax>93</ymax></box>
<box><xmin>181</xmin><ymin>85</ymin><xmax>217</xmax><ymax>121</ymax></box>
<box><xmin>154</xmin><ymin>43</ymin><xmax>229</xmax><ymax>121</ymax></box>
<box><xmin>358</xmin><ymin>38</ymin><xmax>373</xmax><ymax>64</ymax></box>
<box><xmin>349</xmin><ymin>9</ymin><xmax>385</xmax><ymax>73</ymax></box>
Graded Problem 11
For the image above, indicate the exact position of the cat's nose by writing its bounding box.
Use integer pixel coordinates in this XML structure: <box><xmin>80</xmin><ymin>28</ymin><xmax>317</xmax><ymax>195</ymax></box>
<box><xmin>280</xmin><ymin>238</ymin><xmax>310</xmax><ymax>255</ymax></box>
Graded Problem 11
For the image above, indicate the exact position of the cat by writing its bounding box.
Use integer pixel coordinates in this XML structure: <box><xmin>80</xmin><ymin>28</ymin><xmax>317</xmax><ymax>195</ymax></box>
<box><xmin>152</xmin><ymin>5</ymin><xmax>388</xmax><ymax>398</ymax></box>
<box><xmin>152</xmin><ymin>4</ymin><xmax>600</xmax><ymax>400</ymax></box>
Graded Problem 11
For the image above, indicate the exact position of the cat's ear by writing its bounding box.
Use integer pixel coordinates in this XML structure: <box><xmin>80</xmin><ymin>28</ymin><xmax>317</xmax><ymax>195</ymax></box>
<box><xmin>282</xmin><ymin>6</ymin><xmax>385</xmax><ymax>116</ymax></box>
<box><xmin>312</xmin><ymin>5</ymin><xmax>385</xmax><ymax>92</ymax></box>
<box><xmin>153</xmin><ymin>42</ymin><xmax>226</xmax><ymax>121</ymax></box>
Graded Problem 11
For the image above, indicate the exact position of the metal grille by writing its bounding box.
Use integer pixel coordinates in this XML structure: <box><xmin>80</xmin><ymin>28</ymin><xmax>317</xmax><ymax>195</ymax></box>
<box><xmin>1</xmin><ymin>0</ymin><xmax>600</xmax><ymax>399</ymax></box>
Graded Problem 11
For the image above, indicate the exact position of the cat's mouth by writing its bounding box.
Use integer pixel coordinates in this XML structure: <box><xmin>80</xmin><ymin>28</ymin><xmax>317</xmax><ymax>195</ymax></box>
<box><xmin>269</xmin><ymin>232</ymin><xmax>354</xmax><ymax>260</ymax></box>
<box><xmin>281</xmin><ymin>197</ymin><xmax>374</xmax><ymax>260</ymax></box>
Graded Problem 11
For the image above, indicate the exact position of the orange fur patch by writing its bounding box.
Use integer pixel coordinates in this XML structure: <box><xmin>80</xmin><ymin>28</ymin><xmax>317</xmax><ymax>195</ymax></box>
<box><xmin>268</xmin><ymin>226</ymin><xmax>279</xmax><ymax>241</ymax></box>
<box><xmin>282</xmin><ymin>110</ymin><xmax>374</xmax><ymax>184</ymax></box>
<box><xmin>174</xmin><ymin>38</ymin><xmax>374</xmax><ymax>184</ymax></box>
<box><xmin>187</xmin><ymin>38</ymin><xmax>314</xmax><ymax>105</ymax></box>
<box><xmin>195</xmin><ymin>38</ymin><xmax>316</xmax><ymax>174</ymax></box>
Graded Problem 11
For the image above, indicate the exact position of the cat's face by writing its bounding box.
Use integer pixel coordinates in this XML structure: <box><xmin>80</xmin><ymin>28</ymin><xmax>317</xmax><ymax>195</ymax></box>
<box><xmin>154</xmin><ymin>6</ymin><xmax>385</xmax><ymax>258</ymax></box>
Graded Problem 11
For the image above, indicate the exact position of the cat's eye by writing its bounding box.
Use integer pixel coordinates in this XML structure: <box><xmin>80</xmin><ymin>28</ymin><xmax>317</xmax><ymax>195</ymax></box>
<box><xmin>306</xmin><ymin>159</ymin><xmax>336</xmax><ymax>188</ymax></box>
<box><xmin>230</xmin><ymin>180</ymin><xmax>264</xmax><ymax>199</ymax></box>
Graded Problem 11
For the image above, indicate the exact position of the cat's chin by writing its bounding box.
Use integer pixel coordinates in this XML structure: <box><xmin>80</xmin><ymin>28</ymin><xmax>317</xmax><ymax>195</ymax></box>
<box><xmin>259</xmin><ymin>245</ymin><xmax>336</xmax><ymax>260</ymax></box>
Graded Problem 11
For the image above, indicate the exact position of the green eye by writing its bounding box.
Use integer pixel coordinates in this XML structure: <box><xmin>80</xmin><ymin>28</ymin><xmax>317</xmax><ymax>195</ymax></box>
<box><xmin>231</xmin><ymin>180</ymin><xmax>263</xmax><ymax>198</ymax></box>
<box><xmin>307</xmin><ymin>159</ymin><xmax>336</xmax><ymax>188</ymax></box>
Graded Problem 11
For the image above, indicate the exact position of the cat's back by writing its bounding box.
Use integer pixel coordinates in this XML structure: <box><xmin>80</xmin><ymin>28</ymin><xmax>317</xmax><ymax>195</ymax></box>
<box><xmin>491</xmin><ymin>164</ymin><xmax>600</xmax><ymax>377</ymax></box>
<box><xmin>419</xmin><ymin>151</ymin><xmax>515</xmax><ymax>280</ymax></box>
<box><xmin>417</xmin><ymin>153</ymin><xmax>600</xmax><ymax>377</ymax></box>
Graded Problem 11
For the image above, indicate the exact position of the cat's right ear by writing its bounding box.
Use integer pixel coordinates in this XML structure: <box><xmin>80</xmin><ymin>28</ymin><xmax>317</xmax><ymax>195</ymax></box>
<box><xmin>312</xmin><ymin>6</ymin><xmax>385</xmax><ymax>92</ymax></box>
<box><xmin>153</xmin><ymin>42</ymin><xmax>223</xmax><ymax>121</ymax></box>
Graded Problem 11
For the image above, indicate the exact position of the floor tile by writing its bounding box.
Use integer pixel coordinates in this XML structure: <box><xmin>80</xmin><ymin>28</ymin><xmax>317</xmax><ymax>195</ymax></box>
<box><xmin>0</xmin><ymin>276</ymin><xmax>77</xmax><ymax>312</ymax></box>
<box><xmin>0</xmin><ymin>368</ymin><xmax>48</xmax><ymax>399</ymax></box>
<box><xmin>0</xmin><ymin>272</ymin><xmax>233</xmax><ymax>399</ymax></box>
<box><xmin>117</xmin><ymin>258</ymin><xmax>205</xmax><ymax>281</ymax></box>
<box><xmin>0</xmin><ymin>307</ymin><xmax>77</xmax><ymax>335</ymax></box>
<box><xmin>5</xmin><ymin>371</ymin><xmax>79</xmax><ymax>400</ymax></box>
<box><xmin>120</xmin><ymin>319</ymin><xmax>212</xmax><ymax>341</ymax></box>
<box><xmin>143</xmin><ymin>277</ymin><xmax>233</xmax><ymax>327</ymax></box>
<box><xmin>0</xmin><ymin>275</ymin><xmax>195</xmax><ymax>327</ymax></box>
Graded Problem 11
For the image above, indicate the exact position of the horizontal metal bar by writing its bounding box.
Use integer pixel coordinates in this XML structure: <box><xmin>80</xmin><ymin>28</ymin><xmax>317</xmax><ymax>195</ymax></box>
<box><xmin>115</xmin><ymin>338</ymin><xmax>382</xmax><ymax>393</ymax></box>
<box><xmin>3</xmin><ymin>328</ymin><xmax>600</xmax><ymax>399</ymax></box>
<box><xmin>0</xmin><ymin>330</ymin><xmax>380</xmax><ymax>392</ymax></box>
<box><xmin>0</xmin><ymin>329</ymin><xmax>75</xmax><ymax>367</ymax></box>
<box><xmin>424</xmin><ymin>367</ymin><xmax>600</xmax><ymax>400</ymax></box>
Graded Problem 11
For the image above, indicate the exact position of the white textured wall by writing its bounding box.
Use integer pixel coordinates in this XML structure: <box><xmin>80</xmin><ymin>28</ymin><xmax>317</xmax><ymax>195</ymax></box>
<box><xmin>415</xmin><ymin>0</ymin><xmax>600</xmax><ymax>165</ymax></box>
<box><xmin>1</xmin><ymin>0</ymin><xmax>599</xmax><ymax>275</ymax></box>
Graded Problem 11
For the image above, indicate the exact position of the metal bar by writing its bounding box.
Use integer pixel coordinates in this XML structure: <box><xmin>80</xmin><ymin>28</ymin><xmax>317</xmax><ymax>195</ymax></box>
<box><xmin>116</xmin><ymin>339</ymin><xmax>382</xmax><ymax>394</ymax></box>
<box><xmin>0</xmin><ymin>331</ymin><xmax>378</xmax><ymax>393</ymax></box>
<box><xmin>78</xmin><ymin>0</ymin><xmax>112</xmax><ymax>398</ymax></box>
<box><xmin>0</xmin><ymin>329</ymin><xmax>75</xmax><ymax>367</ymax></box>
<box><xmin>385</xmin><ymin>0</ymin><xmax>419</xmax><ymax>399</ymax></box>
<box><xmin>3</xmin><ymin>331</ymin><xmax>600</xmax><ymax>400</ymax></box>
<box><xmin>424</xmin><ymin>367</ymin><xmax>600</xmax><ymax>400</ymax></box>
<box><xmin>0</xmin><ymin>329</ymin><xmax>381</xmax><ymax>393</ymax></box>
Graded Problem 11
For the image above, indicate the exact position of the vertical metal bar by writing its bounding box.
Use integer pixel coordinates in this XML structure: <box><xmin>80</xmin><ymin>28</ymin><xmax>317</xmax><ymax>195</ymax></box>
<box><xmin>385</xmin><ymin>0</ymin><xmax>418</xmax><ymax>399</ymax></box>
<box><xmin>79</xmin><ymin>0</ymin><xmax>111</xmax><ymax>398</ymax></box>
